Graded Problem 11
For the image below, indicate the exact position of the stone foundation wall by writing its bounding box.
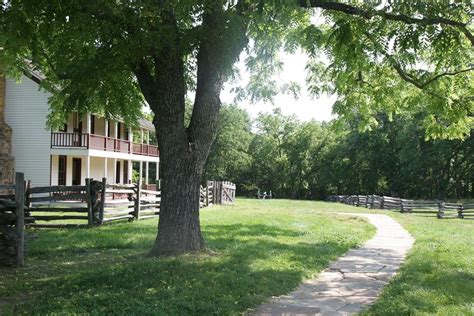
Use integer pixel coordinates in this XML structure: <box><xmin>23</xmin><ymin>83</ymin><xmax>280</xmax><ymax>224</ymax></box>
<box><xmin>0</xmin><ymin>74</ymin><xmax>15</xmax><ymax>185</ymax></box>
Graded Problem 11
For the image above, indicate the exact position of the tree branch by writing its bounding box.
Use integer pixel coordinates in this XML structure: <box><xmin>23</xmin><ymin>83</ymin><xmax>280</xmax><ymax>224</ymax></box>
<box><xmin>134</xmin><ymin>59</ymin><xmax>156</xmax><ymax>101</ymax></box>
<box><xmin>361</xmin><ymin>31</ymin><xmax>473</xmax><ymax>94</ymax></box>
<box><xmin>188</xmin><ymin>2</ymin><xmax>249</xmax><ymax>161</ymax></box>
<box><xmin>299</xmin><ymin>1</ymin><xmax>474</xmax><ymax>46</ymax></box>
<box><xmin>420</xmin><ymin>68</ymin><xmax>474</xmax><ymax>88</ymax></box>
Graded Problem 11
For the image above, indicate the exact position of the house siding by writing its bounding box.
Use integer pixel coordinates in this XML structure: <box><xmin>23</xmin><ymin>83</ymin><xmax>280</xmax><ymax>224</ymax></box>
<box><xmin>4</xmin><ymin>76</ymin><xmax>51</xmax><ymax>187</ymax></box>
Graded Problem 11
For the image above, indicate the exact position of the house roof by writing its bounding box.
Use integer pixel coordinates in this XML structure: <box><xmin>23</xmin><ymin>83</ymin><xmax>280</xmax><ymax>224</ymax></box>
<box><xmin>138</xmin><ymin>118</ymin><xmax>155</xmax><ymax>130</ymax></box>
<box><xmin>24</xmin><ymin>61</ymin><xmax>46</xmax><ymax>84</ymax></box>
<box><xmin>22</xmin><ymin>61</ymin><xmax>155</xmax><ymax>131</ymax></box>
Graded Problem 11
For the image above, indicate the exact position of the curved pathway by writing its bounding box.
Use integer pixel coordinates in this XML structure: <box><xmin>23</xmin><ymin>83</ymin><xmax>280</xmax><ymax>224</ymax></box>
<box><xmin>251</xmin><ymin>213</ymin><xmax>414</xmax><ymax>315</ymax></box>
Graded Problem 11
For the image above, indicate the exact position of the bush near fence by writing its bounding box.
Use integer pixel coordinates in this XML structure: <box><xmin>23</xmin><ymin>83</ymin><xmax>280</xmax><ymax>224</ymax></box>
<box><xmin>328</xmin><ymin>194</ymin><xmax>474</xmax><ymax>219</ymax></box>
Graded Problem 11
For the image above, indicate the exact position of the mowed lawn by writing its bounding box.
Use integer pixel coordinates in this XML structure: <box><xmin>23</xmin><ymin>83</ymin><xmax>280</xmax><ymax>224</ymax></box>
<box><xmin>293</xmin><ymin>200</ymin><xmax>474</xmax><ymax>315</ymax></box>
<box><xmin>0</xmin><ymin>199</ymin><xmax>374</xmax><ymax>315</ymax></box>
<box><xmin>1</xmin><ymin>199</ymin><xmax>472</xmax><ymax>315</ymax></box>
<box><xmin>364</xmin><ymin>212</ymin><xmax>474</xmax><ymax>315</ymax></box>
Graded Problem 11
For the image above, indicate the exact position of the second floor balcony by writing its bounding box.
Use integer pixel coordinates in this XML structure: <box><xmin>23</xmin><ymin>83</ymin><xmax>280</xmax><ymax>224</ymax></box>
<box><xmin>51</xmin><ymin>132</ymin><xmax>159</xmax><ymax>157</ymax></box>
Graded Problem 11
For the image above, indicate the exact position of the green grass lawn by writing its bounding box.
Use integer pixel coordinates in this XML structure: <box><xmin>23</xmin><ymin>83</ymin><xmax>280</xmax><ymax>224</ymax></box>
<box><xmin>286</xmin><ymin>200</ymin><xmax>474</xmax><ymax>315</ymax></box>
<box><xmin>364</xmin><ymin>213</ymin><xmax>474</xmax><ymax>315</ymax></box>
<box><xmin>1</xmin><ymin>199</ymin><xmax>472</xmax><ymax>315</ymax></box>
<box><xmin>0</xmin><ymin>199</ymin><xmax>374</xmax><ymax>315</ymax></box>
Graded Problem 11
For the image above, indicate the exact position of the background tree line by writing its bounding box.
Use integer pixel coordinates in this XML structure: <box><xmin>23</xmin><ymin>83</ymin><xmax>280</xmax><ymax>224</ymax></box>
<box><xmin>204</xmin><ymin>105</ymin><xmax>473</xmax><ymax>201</ymax></box>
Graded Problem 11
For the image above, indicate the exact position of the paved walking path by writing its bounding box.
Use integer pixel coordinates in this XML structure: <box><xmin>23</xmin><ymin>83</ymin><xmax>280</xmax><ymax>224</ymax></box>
<box><xmin>251</xmin><ymin>213</ymin><xmax>414</xmax><ymax>315</ymax></box>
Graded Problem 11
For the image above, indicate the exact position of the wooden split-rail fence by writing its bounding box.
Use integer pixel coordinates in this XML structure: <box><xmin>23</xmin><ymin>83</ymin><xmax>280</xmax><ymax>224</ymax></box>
<box><xmin>328</xmin><ymin>194</ymin><xmax>474</xmax><ymax>219</ymax></box>
<box><xmin>0</xmin><ymin>173</ymin><xmax>236</xmax><ymax>266</ymax></box>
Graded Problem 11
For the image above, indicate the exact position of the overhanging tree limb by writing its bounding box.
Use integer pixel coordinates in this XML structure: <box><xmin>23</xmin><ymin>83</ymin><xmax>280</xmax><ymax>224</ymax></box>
<box><xmin>419</xmin><ymin>68</ymin><xmax>474</xmax><ymax>88</ymax></box>
<box><xmin>299</xmin><ymin>0</ymin><xmax>474</xmax><ymax>46</ymax></box>
<box><xmin>361</xmin><ymin>31</ymin><xmax>473</xmax><ymax>94</ymax></box>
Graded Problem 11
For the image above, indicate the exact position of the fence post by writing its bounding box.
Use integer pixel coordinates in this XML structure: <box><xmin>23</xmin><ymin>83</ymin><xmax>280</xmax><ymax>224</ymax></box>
<box><xmin>381</xmin><ymin>196</ymin><xmax>385</xmax><ymax>209</ymax></box>
<box><xmin>134</xmin><ymin>180</ymin><xmax>141</xmax><ymax>220</ymax></box>
<box><xmin>214</xmin><ymin>181</ymin><xmax>218</xmax><ymax>204</ymax></box>
<box><xmin>437</xmin><ymin>201</ymin><xmax>445</xmax><ymax>219</ymax></box>
<box><xmin>85</xmin><ymin>179</ymin><xmax>93</xmax><ymax>226</ymax></box>
<box><xmin>14</xmin><ymin>172</ymin><xmax>25</xmax><ymax>266</ymax></box>
<box><xmin>214</xmin><ymin>181</ymin><xmax>219</xmax><ymax>204</ymax></box>
<box><xmin>458</xmin><ymin>204</ymin><xmax>464</xmax><ymax>219</ymax></box>
<box><xmin>233</xmin><ymin>184</ymin><xmax>236</xmax><ymax>202</ymax></box>
<box><xmin>24</xmin><ymin>180</ymin><xmax>31</xmax><ymax>217</ymax></box>
<box><xmin>221</xmin><ymin>182</ymin><xmax>224</xmax><ymax>204</ymax></box>
<box><xmin>206</xmin><ymin>182</ymin><xmax>209</xmax><ymax>206</ymax></box>
<box><xmin>99</xmin><ymin>178</ymin><xmax>106</xmax><ymax>224</ymax></box>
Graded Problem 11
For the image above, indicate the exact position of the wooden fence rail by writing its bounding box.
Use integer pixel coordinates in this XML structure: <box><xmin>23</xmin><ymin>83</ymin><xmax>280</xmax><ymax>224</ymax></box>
<box><xmin>328</xmin><ymin>194</ymin><xmax>474</xmax><ymax>219</ymax></box>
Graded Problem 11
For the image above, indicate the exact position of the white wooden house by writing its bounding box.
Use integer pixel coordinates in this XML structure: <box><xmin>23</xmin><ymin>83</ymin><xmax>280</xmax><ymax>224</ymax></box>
<box><xmin>3</xmin><ymin>74</ymin><xmax>159</xmax><ymax>188</ymax></box>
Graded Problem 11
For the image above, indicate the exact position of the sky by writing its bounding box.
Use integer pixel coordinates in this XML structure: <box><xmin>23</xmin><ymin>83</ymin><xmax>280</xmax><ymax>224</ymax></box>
<box><xmin>220</xmin><ymin>50</ymin><xmax>337</xmax><ymax>124</ymax></box>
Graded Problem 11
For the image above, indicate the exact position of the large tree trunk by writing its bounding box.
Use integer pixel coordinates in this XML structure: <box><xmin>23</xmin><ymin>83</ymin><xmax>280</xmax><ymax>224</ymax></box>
<box><xmin>134</xmin><ymin>4</ymin><xmax>248</xmax><ymax>257</ymax></box>
<box><xmin>149</xmin><ymin>143</ymin><xmax>206</xmax><ymax>256</ymax></box>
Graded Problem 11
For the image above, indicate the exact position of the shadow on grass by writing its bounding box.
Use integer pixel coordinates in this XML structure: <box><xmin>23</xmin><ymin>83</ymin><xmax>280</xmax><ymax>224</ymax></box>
<box><xmin>364</xmin><ymin>266</ymin><xmax>474</xmax><ymax>315</ymax></box>
<box><xmin>3</xmin><ymin>223</ymin><xmax>359</xmax><ymax>315</ymax></box>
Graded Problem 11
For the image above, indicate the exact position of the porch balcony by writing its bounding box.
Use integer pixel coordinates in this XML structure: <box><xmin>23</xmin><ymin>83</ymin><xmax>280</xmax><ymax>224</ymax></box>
<box><xmin>51</xmin><ymin>132</ymin><xmax>159</xmax><ymax>157</ymax></box>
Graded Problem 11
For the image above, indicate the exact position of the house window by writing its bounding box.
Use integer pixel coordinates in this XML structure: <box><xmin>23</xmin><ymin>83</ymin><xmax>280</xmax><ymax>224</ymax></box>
<box><xmin>58</xmin><ymin>155</ymin><xmax>67</xmax><ymax>186</ymax></box>
<box><xmin>91</xmin><ymin>115</ymin><xmax>95</xmax><ymax>134</ymax></box>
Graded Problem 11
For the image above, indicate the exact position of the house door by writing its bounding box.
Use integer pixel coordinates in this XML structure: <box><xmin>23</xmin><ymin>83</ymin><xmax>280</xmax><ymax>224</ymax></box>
<box><xmin>72</xmin><ymin>158</ymin><xmax>82</xmax><ymax>185</ymax></box>
<box><xmin>57</xmin><ymin>155</ymin><xmax>67</xmax><ymax>186</ymax></box>
<box><xmin>117</xmin><ymin>122</ymin><xmax>122</xmax><ymax>139</ymax></box>
<box><xmin>123</xmin><ymin>161</ymin><xmax>129</xmax><ymax>184</ymax></box>
<box><xmin>115</xmin><ymin>161</ymin><xmax>121</xmax><ymax>184</ymax></box>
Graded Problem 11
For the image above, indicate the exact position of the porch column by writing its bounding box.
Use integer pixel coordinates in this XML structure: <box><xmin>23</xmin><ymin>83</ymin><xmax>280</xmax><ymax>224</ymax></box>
<box><xmin>139</xmin><ymin>161</ymin><xmax>143</xmax><ymax>186</ymax></box>
<box><xmin>155</xmin><ymin>160</ymin><xmax>159</xmax><ymax>182</ymax></box>
<box><xmin>128</xmin><ymin>126</ymin><xmax>133</xmax><ymax>154</ymax></box>
<box><xmin>86</xmin><ymin>113</ymin><xmax>91</xmax><ymax>134</ymax></box>
<box><xmin>86</xmin><ymin>114</ymin><xmax>91</xmax><ymax>148</ymax></box>
<box><xmin>145</xmin><ymin>161</ymin><xmax>149</xmax><ymax>185</ymax></box>
<box><xmin>128</xmin><ymin>160</ymin><xmax>132</xmax><ymax>184</ymax></box>
<box><xmin>86</xmin><ymin>156</ymin><xmax>90</xmax><ymax>179</ymax></box>
<box><xmin>104</xmin><ymin>158</ymin><xmax>108</xmax><ymax>183</ymax></box>
<box><xmin>113</xmin><ymin>158</ymin><xmax>117</xmax><ymax>183</ymax></box>
<box><xmin>140</xmin><ymin>128</ymin><xmax>144</xmax><ymax>155</ymax></box>
<box><xmin>104</xmin><ymin>119</ymin><xmax>109</xmax><ymax>137</ymax></box>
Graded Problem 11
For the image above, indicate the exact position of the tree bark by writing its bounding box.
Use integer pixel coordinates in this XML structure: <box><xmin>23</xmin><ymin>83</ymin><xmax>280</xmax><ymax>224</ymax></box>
<box><xmin>149</xmin><ymin>143</ymin><xmax>206</xmax><ymax>256</ymax></box>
